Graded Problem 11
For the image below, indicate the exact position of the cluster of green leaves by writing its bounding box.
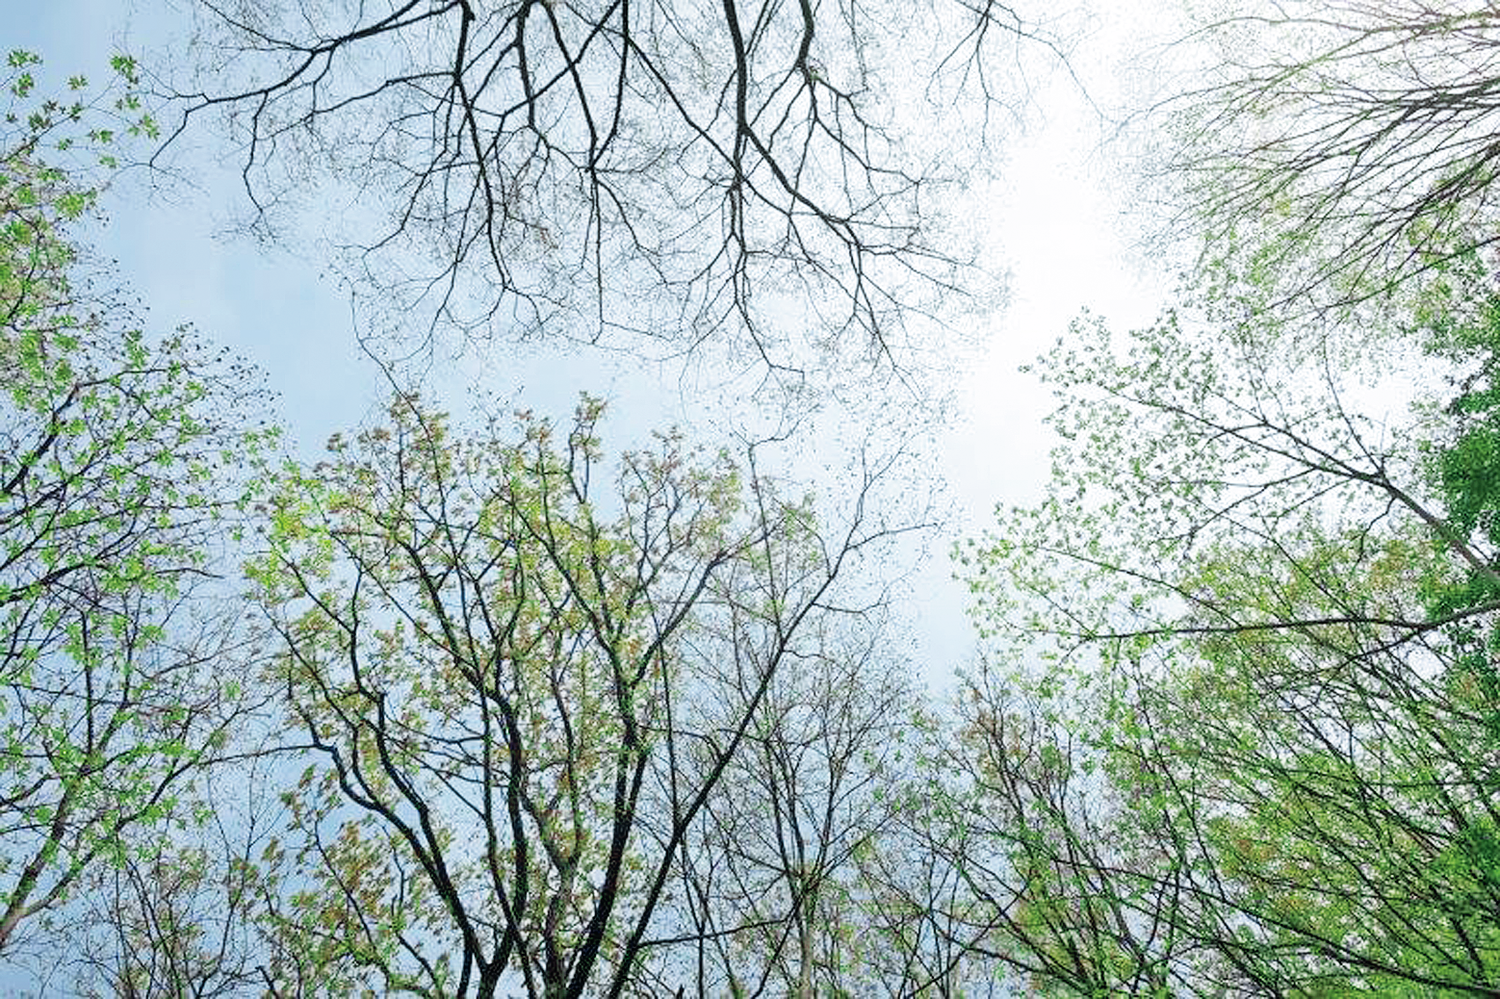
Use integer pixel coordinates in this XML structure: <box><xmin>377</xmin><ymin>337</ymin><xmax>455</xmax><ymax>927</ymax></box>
<box><xmin>3</xmin><ymin>48</ymin><xmax>158</xmax><ymax>178</ymax></box>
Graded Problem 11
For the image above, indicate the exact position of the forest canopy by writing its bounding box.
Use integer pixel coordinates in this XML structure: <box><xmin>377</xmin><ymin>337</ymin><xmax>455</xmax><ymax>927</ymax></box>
<box><xmin>4</xmin><ymin>0</ymin><xmax>1500</xmax><ymax>995</ymax></box>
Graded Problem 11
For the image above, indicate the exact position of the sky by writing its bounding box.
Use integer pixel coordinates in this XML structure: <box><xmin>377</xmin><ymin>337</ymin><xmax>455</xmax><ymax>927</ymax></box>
<box><xmin>9</xmin><ymin>0</ymin><xmax>1171</xmax><ymax>689</ymax></box>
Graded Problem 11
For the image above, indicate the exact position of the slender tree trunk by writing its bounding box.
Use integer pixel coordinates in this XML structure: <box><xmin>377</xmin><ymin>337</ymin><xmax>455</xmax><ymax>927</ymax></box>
<box><xmin>795</xmin><ymin>890</ymin><xmax>815</xmax><ymax>999</ymax></box>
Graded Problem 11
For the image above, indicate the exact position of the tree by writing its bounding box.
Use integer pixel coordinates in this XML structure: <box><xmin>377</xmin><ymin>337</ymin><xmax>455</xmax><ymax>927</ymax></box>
<box><xmin>1154</xmin><ymin>0</ymin><xmax>1500</xmax><ymax>311</ymax></box>
<box><xmin>245</xmin><ymin>391</ymin><xmax>920</xmax><ymax>997</ymax></box>
<box><xmin>920</xmin><ymin>683</ymin><xmax>1186</xmax><ymax>997</ymax></box>
<box><xmin>0</xmin><ymin>52</ymin><xmax>273</xmax><ymax>979</ymax></box>
<box><xmin>648</xmin><ymin>606</ymin><xmax>922</xmax><ymax>997</ymax></box>
<box><xmin>58</xmin><ymin>752</ymin><xmax>294</xmax><ymax>999</ymax></box>
<box><xmin>958</xmin><ymin>256</ymin><xmax>1500</xmax><ymax>994</ymax></box>
<box><xmin>164</xmin><ymin>0</ymin><xmax>1066</xmax><ymax>375</ymax></box>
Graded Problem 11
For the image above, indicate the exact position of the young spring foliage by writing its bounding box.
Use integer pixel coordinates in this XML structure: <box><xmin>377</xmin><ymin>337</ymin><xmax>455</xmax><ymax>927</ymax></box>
<box><xmin>245</xmin><ymin>392</ymin><xmax>913</xmax><ymax>998</ymax></box>
<box><xmin>958</xmin><ymin>257</ymin><xmax>1500</xmax><ymax>995</ymax></box>
<box><xmin>0</xmin><ymin>51</ymin><xmax>272</xmax><ymax>967</ymax></box>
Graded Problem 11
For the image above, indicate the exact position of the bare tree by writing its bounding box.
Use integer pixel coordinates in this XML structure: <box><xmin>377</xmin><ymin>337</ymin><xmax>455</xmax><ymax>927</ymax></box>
<box><xmin>642</xmin><ymin>606</ymin><xmax>921</xmax><ymax>997</ymax></box>
<box><xmin>163</xmin><ymin>0</ymin><xmax>1069</xmax><ymax>376</ymax></box>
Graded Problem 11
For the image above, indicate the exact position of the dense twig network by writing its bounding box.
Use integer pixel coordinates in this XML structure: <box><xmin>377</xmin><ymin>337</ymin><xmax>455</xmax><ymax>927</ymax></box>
<box><xmin>163</xmin><ymin>0</ymin><xmax>1065</xmax><ymax>373</ymax></box>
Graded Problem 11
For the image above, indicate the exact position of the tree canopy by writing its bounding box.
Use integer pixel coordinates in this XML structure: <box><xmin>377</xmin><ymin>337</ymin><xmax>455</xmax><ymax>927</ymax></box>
<box><xmin>14</xmin><ymin>0</ymin><xmax>1500</xmax><ymax>995</ymax></box>
<box><xmin>240</xmin><ymin>391</ymin><xmax>920</xmax><ymax>996</ymax></box>
<box><xmin>1155</xmin><ymin>0</ymin><xmax>1500</xmax><ymax>311</ymax></box>
<box><xmin>957</xmin><ymin>251</ymin><xmax>1500</xmax><ymax>995</ymax></box>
